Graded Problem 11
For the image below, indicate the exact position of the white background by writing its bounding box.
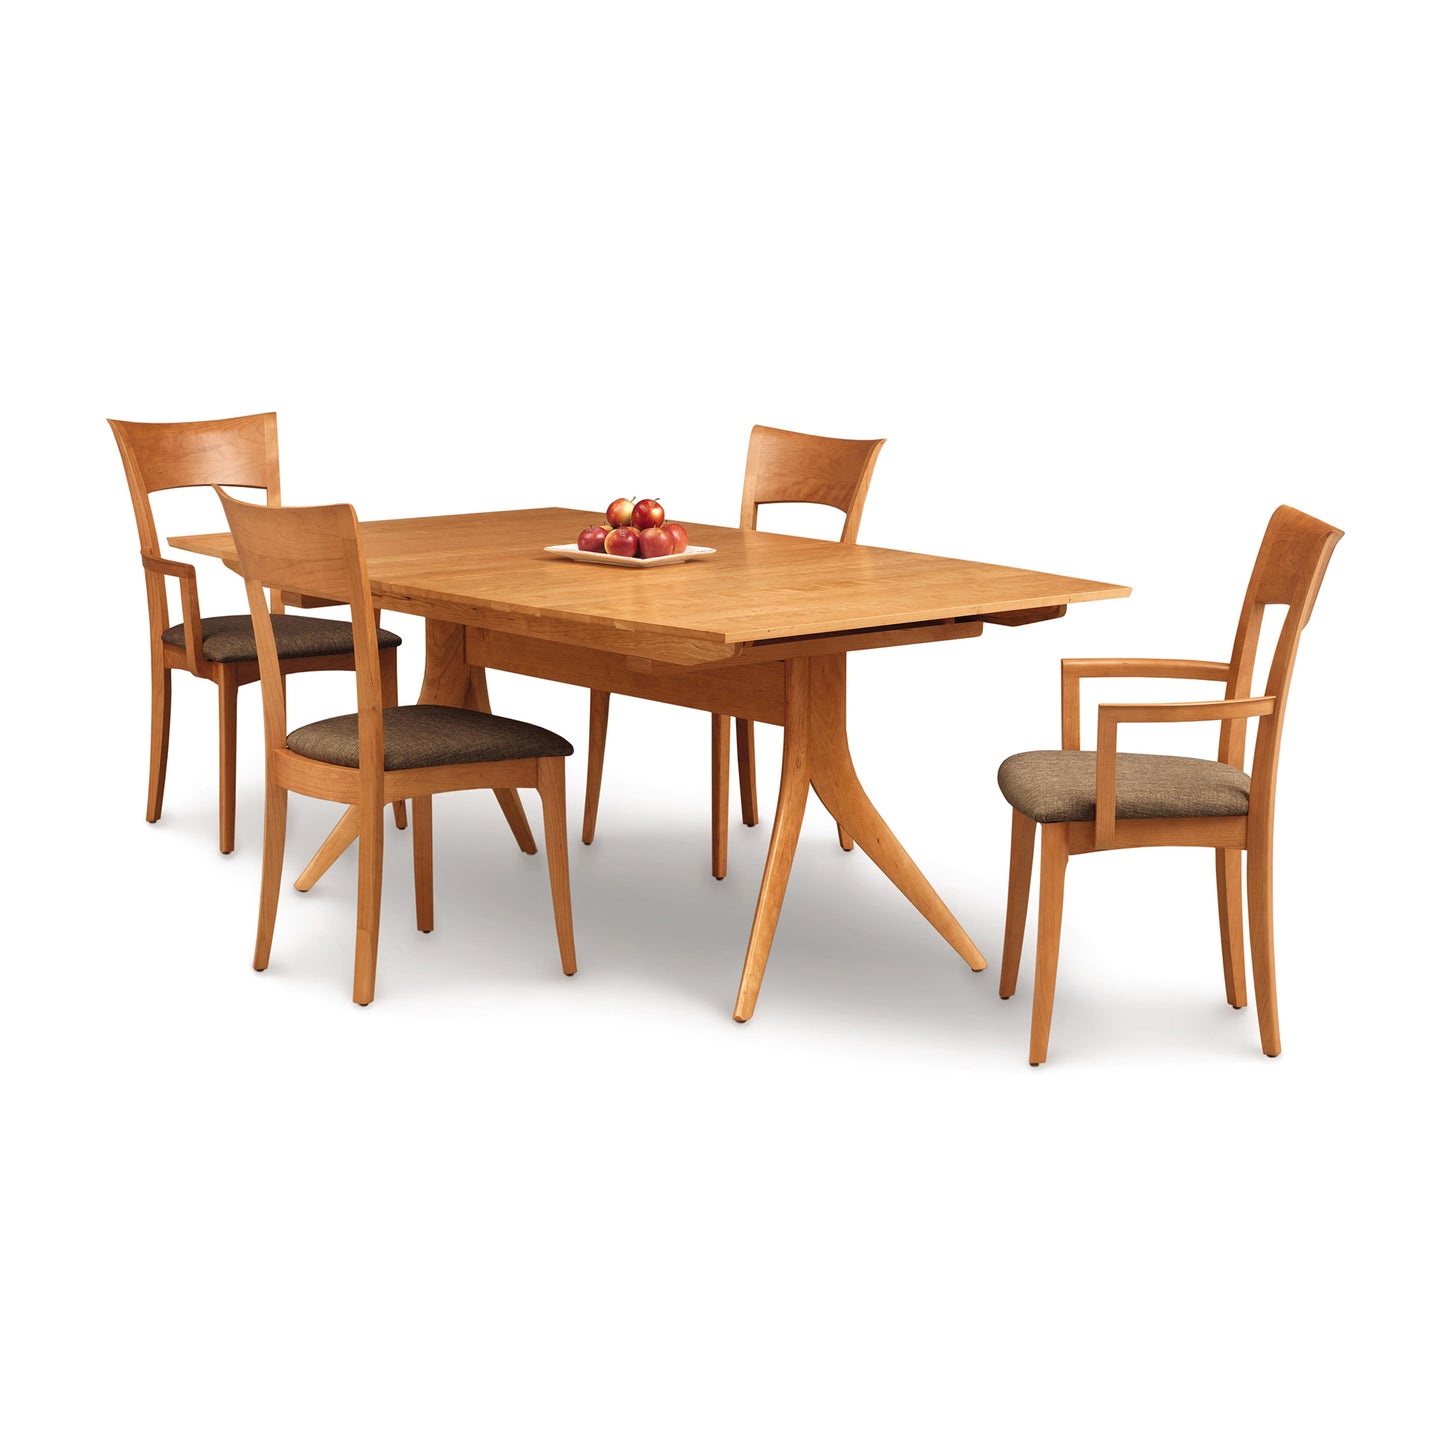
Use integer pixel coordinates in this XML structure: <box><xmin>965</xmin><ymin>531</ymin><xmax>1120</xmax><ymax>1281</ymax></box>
<box><xmin>5</xmin><ymin>3</ymin><xmax>1440</xmax><ymax>1440</ymax></box>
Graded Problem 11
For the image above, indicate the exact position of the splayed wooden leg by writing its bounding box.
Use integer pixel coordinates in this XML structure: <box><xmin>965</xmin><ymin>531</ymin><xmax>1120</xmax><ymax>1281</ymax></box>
<box><xmin>294</xmin><ymin>806</ymin><xmax>360</xmax><ymax>892</ymax></box>
<box><xmin>806</xmin><ymin>654</ymin><xmax>987</xmax><ymax>973</ymax></box>
<box><xmin>733</xmin><ymin>663</ymin><xmax>811</xmax><ymax>1021</ymax></box>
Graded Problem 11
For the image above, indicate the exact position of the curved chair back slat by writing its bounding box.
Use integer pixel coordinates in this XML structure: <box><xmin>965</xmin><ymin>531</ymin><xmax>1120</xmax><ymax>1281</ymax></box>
<box><xmin>1220</xmin><ymin>505</ymin><xmax>1344</xmax><ymax>784</ymax></box>
<box><xmin>110</xmin><ymin>413</ymin><xmax>280</xmax><ymax>557</ymax></box>
<box><xmin>739</xmin><ymin>425</ymin><xmax>885</xmax><ymax>544</ymax></box>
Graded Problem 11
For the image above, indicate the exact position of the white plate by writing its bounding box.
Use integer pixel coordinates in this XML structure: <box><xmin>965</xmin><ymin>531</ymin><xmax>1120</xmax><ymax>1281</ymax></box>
<box><xmin>543</xmin><ymin>543</ymin><xmax>716</xmax><ymax>568</ymax></box>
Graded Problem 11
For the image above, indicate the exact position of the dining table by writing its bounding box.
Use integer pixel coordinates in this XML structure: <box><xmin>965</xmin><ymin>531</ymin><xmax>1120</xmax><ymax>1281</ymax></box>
<box><xmin>170</xmin><ymin>506</ymin><xmax>1130</xmax><ymax>1019</ymax></box>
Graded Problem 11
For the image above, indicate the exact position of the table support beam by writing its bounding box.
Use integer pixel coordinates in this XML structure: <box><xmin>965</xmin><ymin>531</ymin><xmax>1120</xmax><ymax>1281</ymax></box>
<box><xmin>732</xmin><ymin>653</ymin><xmax>988</xmax><ymax>1022</ymax></box>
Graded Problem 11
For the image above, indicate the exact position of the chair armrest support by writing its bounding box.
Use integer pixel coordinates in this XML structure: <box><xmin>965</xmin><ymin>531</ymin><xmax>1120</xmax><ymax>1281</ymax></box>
<box><xmin>142</xmin><ymin>552</ymin><xmax>203</xmax><ymax>673</ymax></box>
<box><xmin>1061</xmin><ymin>658</ymin><xmax>1232</xmax><ymax>749</ymax></box>
<box><xmin>1093</xmin><ymin>696</ymin><xmax>1275</xmax><ymax>848</ymax></box>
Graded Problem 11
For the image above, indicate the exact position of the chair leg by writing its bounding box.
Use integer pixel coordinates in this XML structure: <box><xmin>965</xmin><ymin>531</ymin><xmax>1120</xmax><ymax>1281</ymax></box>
<box><xmin>217</xmin><ymin>665</ymin><xmax>238</xmax><ymax>854</ymax></box>
<box><xmin>582</xmin><ymin>690</ymin><xmax>609</xmax><ymax>845</ymax></box>
<box><xmin>147</xmin><ymin>658</ymin><xmax>172</xmax><ymax>823</ymax></box>
<box><xmin>537</xmin><ymin>756</ymin><xmax>577</xmax><ymax>975</ymax></box>
<box><xmin>1216</xmin><ymin>848</ymin><xmax>1247</xmax><ymax>1008</ymax></box>
<box><xmin>1246</xmin><ymin>837</ymin><xmax>1281</xmax><ymax>1057</ymax></box>
<box><xmin>353</xmin><ymin>805</ymin><xmax>384</xmax><ymax>1005</ymax></box>
<box><xmin>736</xmin><ymin>718</ymin><xmax>760</xmax><ymax>827</ymax></box>
<box><xmin>1029</xmin><ymin>823</ymin><xmax>1069</xmax><ymax>1065</ymax></box>
<box><xmin>1000</xmin><ymin>809</ymin><xmax>1036</xmax><ymax>1000</ymax></box>
<box><xmin>711</xmin><ymin>713</ymin><xmax>730</xmax><ymax>880</ymax></box>
<box><xmin>380</xmin><ymin>645</ymin><xmax>408</xmax><ymax>831</ymax></box>
<box><xmin>412</xmin><ymin>796</ymin><xmax>434</xmax><ymax>933</ymax></box>
<box><xmin>254</xmin><ymin>781</ymin><xmax>288</xmax><ymax>972</ymax></box>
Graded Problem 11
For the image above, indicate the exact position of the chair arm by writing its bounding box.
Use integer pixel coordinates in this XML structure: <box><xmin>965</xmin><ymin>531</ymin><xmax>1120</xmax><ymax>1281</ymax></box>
<box><xmin>1061</xmin><ymin>658</ymin><xmax>1231</xmax><ymax>749</ymax></box>
<box><xmin>141</xmin><ymin>552</ymin><xmax>203</xmax><ymax>673</ymax></box>
<box><xmin>1093</xmin><ymin>696</ymin><xmax>1275</xmax><ymax>848</ymax></box>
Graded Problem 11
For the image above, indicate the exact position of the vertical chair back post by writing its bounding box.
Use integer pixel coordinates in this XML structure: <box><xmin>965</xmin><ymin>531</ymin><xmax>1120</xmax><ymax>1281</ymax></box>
<box><xmin>217</xmin><ymin>493</ymin><xmax>384</xmax><ymax>768</ymax></box>
<box><xmin>1220</xmin><ymin>505</ymin><xmax>1345</xmax><ymax>828</ymax></box>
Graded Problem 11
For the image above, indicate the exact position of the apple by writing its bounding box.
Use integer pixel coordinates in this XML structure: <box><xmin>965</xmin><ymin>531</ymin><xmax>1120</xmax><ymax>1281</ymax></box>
<box><xmin>605</xmin><ymin>497</ymin><xmax>635</xmax><ymax>529</ymax></box>
<box><xmin>577</xmin><ymin>524</ymin><xmax>609</xmax><ymax>553</ymax></box>
<box><xmin>604</xmin><ymin>525</ymin><xmax>640</xmax><ymax>557</ymax></box>
<box><xmin>660</xmin><ymin>521</ymin><xmax>689</xmax><ymax>554</ymax></box>
<box><xmin>637</xmin><ymin>526</ymin><xmax>674</xmax><ymax>558</ymax></box>
<box><xmin>631</xmin><ymin>497</ymin><xmax>665</xmax><ymax>531</ymax></box>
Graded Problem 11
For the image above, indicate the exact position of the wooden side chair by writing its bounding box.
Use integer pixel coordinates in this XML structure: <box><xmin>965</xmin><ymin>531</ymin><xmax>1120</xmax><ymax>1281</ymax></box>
<box><xmin>218</xmin><ymin>490</ymin><xmax>577</xmax><ymax>1005</ymax></box>
<box><xmin>581</xmin><ymin>424</ymin><xmax>886</xmax><ymax>879</ymax></box>
<box><xmin>111</xmin><ymin>413</ymin><xmax>407</xmax><ymax>853</ymax></box>
<box><xmin>996</xmin><ymin>504</ymin><xmax>1343</xmax><ymax>1064</ymax></box>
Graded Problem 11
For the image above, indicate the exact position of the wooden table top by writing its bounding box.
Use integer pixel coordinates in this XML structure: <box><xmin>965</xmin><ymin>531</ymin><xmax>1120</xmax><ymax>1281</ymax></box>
<box><xmin>171</xmin><ymin>506</ymin><xmax>1130</xmax><ymax>663</ymax></box>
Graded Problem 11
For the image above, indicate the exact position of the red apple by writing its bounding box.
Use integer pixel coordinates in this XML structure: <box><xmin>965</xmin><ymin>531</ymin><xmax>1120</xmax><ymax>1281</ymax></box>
<box><xmin>577</xmin><ymin>524</ymin><xmax>609</xmax><ymax>553</ymax></box>
<box><xmin>605</xmin><ymin>497</ymin><xmax>635</xmax><ymax>529</ymax></box>
<box><xmin>631</xmin><ymin>497</ymin><xmax>665</xmax><ymax>531</ymax></box>
<box><xmin>637</xmin><ymin>526</ymin><xmax>674</xmax><ymax>558</ymax></box>
<box><xmin>604</xmin><ymin>526</ymin><xmax>640</xmax><ymax>557</ymax></box>
<box><xmin>660</xmin><ymin>521</ymin><xmax>689</xmax><ymax>554</ymax></box>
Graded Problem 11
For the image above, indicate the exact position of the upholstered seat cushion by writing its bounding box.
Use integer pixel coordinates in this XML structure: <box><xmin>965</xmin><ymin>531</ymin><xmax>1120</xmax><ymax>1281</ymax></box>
<box><xmin>998</xmin><ymin>750</ymin><xmax>1250</xmax><ymax>824</ymax></box>
<box><xmin>161</xmin><ymin>614</ymin><xmax>402</xmax><ymax>664</ymax></box>
<box><xmin>287</xmin><ymin>705</ymin><xmax>573</xmax><ymax>771</ymax></box>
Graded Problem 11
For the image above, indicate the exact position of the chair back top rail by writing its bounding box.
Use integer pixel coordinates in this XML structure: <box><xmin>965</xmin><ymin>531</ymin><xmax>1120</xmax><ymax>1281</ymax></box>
<box><xmin>740</xmin><ymin>425</ymin><xmax>885</xmax><ymax>544</ymax></box>
<box><xmin>110</xmin><ymin>413</ymin><xmax>280</xmax><ymax>557</ymax></box>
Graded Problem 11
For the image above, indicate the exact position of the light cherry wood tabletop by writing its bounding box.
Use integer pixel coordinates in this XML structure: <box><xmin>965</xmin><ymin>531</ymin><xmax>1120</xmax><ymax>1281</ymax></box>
<box><xmin>173</xmin><ymin>506</ymin><xmax>1129</xmax><ymax>658</ymax></box>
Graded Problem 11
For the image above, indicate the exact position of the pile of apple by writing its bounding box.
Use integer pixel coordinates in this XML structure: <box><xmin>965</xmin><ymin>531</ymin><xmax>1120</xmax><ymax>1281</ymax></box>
<box><xmin>578</xmin><ymin>497</ymin><xmax>690</xmax><ymax>559</ymax></box>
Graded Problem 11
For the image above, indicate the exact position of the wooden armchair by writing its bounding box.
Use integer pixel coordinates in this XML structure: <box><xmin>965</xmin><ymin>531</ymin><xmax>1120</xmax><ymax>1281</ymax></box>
<box><xmin>996</xmin><ymin>504</ymin><xmax>1343</xmax><ymax>1063</ymax></box>
<box><xmin>111</xmin><ymin>413</ymin><xmax>406</xmax><ymax>852</ymax></box>
<box><xmin>581</xmin><ymin>424</ymin><xmax>886</xmax><ymax>878</ymax></box>
<box><xmin>218</xmin><ymin>490</ymin><xmax>577</xmax><ymax>1005</ymax></box>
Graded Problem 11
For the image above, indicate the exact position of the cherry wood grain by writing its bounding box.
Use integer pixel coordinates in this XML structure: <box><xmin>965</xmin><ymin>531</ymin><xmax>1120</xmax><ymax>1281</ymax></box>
<box><xmin>171</xmin><ymin>507</ymin><xmax>1130</xmax><ymax>661</ymax></box>
<box><xmin>174</xmin><ymin>504</ymin><xmax>1129</xmax><ymax>1019</ymax></box>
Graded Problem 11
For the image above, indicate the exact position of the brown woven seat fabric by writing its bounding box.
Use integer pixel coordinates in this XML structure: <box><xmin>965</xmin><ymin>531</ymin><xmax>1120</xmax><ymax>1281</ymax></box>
<box><xmin>998</xmin><ymin>750</ymin><xmax>1250</xmax><ymax>824</ymax></box>
<box><xmin>287</xmin><ymin>705</ymin><xmax>573</xmax><ymax>771</ymax></box>
<box><xmin>161</xmin><ymin>613</ymin><xmax>402</xmax><ymax>664</ymax></box>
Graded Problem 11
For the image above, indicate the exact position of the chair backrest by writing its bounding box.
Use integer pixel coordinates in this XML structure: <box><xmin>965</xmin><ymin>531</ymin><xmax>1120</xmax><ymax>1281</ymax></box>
<box><xmin>1219</xmin><ymin>505</ymin><xmax>1343</xmax><ymax>824</ymax></box>
<box><xmin>217</xmin><ymin>491</ymin><xmax>384</xmax><ymax>773</ymax></box>
<box><xmin>110</xmin><ymin>413</ymin><xmax>281</xmax><ymax>557</ymax></box>
<box><xmin>738</xmin><ymin>425</ymin><xmax>885</xmax><ymax>544</ymax></box>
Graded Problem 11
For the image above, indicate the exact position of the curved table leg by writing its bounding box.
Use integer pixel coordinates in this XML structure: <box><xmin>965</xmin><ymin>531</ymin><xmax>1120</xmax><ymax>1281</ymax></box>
<box><xmin>807</xmin><ymin>653</ymin><xmax>987</xmax><ymax>973</ymax></box>
<box><xmin>733</xmin><ymin>653</ymin><xmax>987</xmax><ymax>1022</ymax></box>
<box><xmin>733</xmin><ymin>662</ymin><xmax>813</xmax><ymax>1021</ymax></box>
